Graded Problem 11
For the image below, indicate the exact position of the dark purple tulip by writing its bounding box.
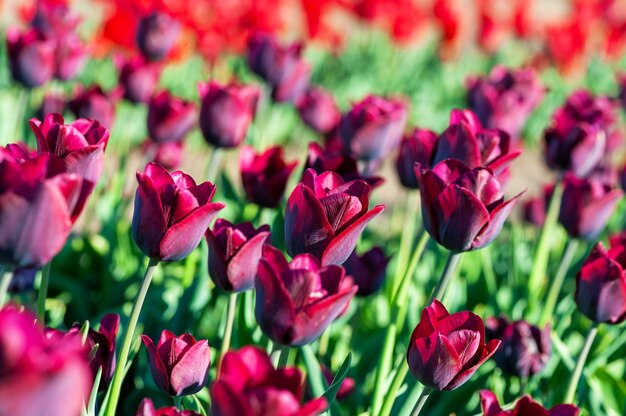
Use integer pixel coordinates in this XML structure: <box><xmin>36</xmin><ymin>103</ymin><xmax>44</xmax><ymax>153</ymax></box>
<box><xmin>558</xmin><ymin>174</ymin><xmax>622</xmax><ymax>241</ymax></box>
<box><xmin>147</xmin><ymin>91</ymin><xmax>196</xmax><ymax>144</ymax></box>
<box><xmin>54</xmin><ymin>32</ymin><xmax>86</xmax><ymax>81</ymax></box>
<box><xmin>339</xmin><ymin>95</ymin><xmax>407</xmax><ymax>162</ymax></box>
<box><xmin>8</xmin><ymin>267</ymin><xmax>38</xmax><ymax>293</ymax></box>
<box><xmin>136</xmin><ymin>398</ymin><xmax>201</xmax><ymax>416</ymax></box>
<box><xmin>395</xmin><ymin>128</ymin><xmax>438</xmax><ymax>189</ymax></box>
<box><xmin>480</xmin><ymin>390</ymin><xmax>580</xmax><ymax>416</ymax></box>
<box><xmin>285</xmin><ymin>168</ymin><xmax>385</xmax><ymax>265</ymax></box>
<box><xmin>522</xmin><ymin>185</ymin><xmax>554</xmax><ymax>228</ymax></box>
<box><xmin>211</xmin><ymin>345</ymin><xmax>327</xmax><ymax>416</ymax></box>
<box><xmin>407</xmin><ymin>300</ymin><xmax>500</xmax><ymax>391</ymax></box>
<box><xmin>255</xmin><ymin>245</ymin><xmax>357</xmax><ymax>346</ymax></box>
<box><xmin>117</xmin><ymin>55</ymin><xmax>162</xmax><ymax>104</ymax></box>
<box><xmin>575</xmin><ymin>239</ymin><xmax>626</xmax><ymax>324</ymax></box>
<box><xmin>198</xmin><ymin>81</ymin><xmax>260</xmax><ymax>148</ymax></box>
<box><xmin>68</xmin><ymin>85</ymin><xmax>118</xmax><ymax>129</ymax></box>
<box><xmin>322</xmin><ymin>365</ymin><xmax>355</xmax><ymax>401</ymax></box>
<box><xmin>31</xmin><ymin>0</ymin><xmax>80</xmax><ymax>36</ymax></box>
<box><xmin>206</xmin><ymin>219</ymin><xmax>270</xmax><ymax>292</ymax></box>
<box><xmin>344</xmin><ymin>247</ymin><xmax>390</xmax><ymax>296</ymax></box>
<box><xmin>239</xmin><ymin>145</ymin><xmax>297</xmax><ymax>208</ymax></box>
<box><xmin>6</xmin><ymin>28</ymin><xmax>55</xmax><ymax>88</ymax></box>
<box><xmin>141</xmin><ymin>330</ymin><xmax>210</xmax><ymax>396</ymax></box>
<box><xmin>136</xmin><ymin>12</ymin><xmax>181</xmax><ymax>62</ymax></box>
<box><xmin>37</xmin><ymin>93</ymin><xmax>66</xmax><ymax>119</ymax></box>
<box><xmin>486</xmin><ymin>316</ymin><xmax>550</xmax><ymax>378</ymax></box>
<box><xmin>297</xmin><ymin>87</ymin><xmax>341</xmax><ymax>135</ymax></box>
<box><xmin>467</xmin><ymin>66</ymin><xmax>545</xmax><ymax>138</ymax></box>
<box><xmin>416</xmin><ymin>159</ymin><xmax>523</xmax><ymax>252</ymax></box>
<box><xmin>621</xmin><ymin>160</ymin><xmax>626</xmax><ymax>192</ymax></box>
<box><xmin>143</xmin><ymin>140</ymin><xmax>185</xmax><ymax>170</ymax></box>
<box><xmin>86</xmin><ymin>313</ymin><xmax>120</xmax><ymax>386</ymax></box>
<box><xmin>131</xmin><ymin>163</ymin><xmax>226</xmax><ymax>261</ymax></box>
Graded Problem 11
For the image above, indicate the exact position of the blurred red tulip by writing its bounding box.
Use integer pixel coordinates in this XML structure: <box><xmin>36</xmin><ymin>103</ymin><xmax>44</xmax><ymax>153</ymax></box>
<box><xmin>136</xmin><ymin>12</ymin><xmax>181</xmax><ymax>61</ymax></box>
<box><xmin>6</xmin><ymin>28</ymin><xmax>55</xmax><ymax>88</ymax></box>
<box><xmin>136</xmin><ymin>398</ymin><xmax>201</xmax><ymax>416</ymax></box>
<box><xmin>68</xmin><ymin>85</ymin><xmax>118</xmax><ymax>129</ymax></box>
<box><xmin>297</xmin><ymin>87</ymin><xmax>341</xmax><ymax>135</ymax></box>
<box><xmin>147</xmin><ymin>91</ymin><xmax>196</xmax><ymax>144</ymax></box>
<box><xmin>395</xmin><ymin>128</ymin><xmax>438</xmax><ymax>189</ymax></box>
<box><xmin>117</xmin><ymin>55</ymin><xmax>162</xmax><ymax>104</ymax></box>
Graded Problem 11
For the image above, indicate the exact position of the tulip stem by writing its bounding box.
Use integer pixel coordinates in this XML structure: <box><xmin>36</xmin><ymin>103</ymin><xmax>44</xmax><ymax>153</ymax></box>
<box><xmin>218</xmin><ymin>292</ymin><xmax>238</xmax><ymax>372</ymax></box>
<box><xmin>410</xmin><ymin>387</ymin><xmax>432</xmax><ymax>416</ymax></box>
<box><xmin>277</xmin><ymin>345</ymin><xmax>290</xmax><ymax>368</ymax></box>
<box><xmin>36</xmin><ymin>262</ymin><xmax>52</xmax><ymax>324</ymax></box>
<box><xmin>377</xmin><ymin>361</ymin><xmax>409</xmax><ymax>416</ymax></box>
<box><xmin>0</xmin><ymin>266</ymin><xmax>12</xmax><ymax>307</ymax></box>
<box><xmin>541</xmin><ymin>239</ymin><xmax>580</xmax><ymax>325</ymax></box>
<box><xmin>173</xmin><ymin>396</ymin><xmax>182</xmax><ymax>409</ymax></box>
<box><xmin>105</xmin><ymin>258</ymin><xmax>159</xmax><ymax>416</ymax></box>
<box><xmin>390</xmin><ymin>191</ymin><xmax>420</xmax><ymax>301</ymax></box>
<box><xmin>301</xmin><ymin>344</ymin><xmax>327</xmax><ymax>398</ymax></box>
<box><xmin>429</xmin><ymin>252</ymin><xmax>462</xmax><ymax>304</ymax></box>
<box><xmin>205</xmin><ymin>148</ymin><xmax>223</xmax><ymax>183</ymax></box>
<box><xmin>565</xmin><ymin>324</ymin><xmax>598</xmax><ymax>404</ymax></box>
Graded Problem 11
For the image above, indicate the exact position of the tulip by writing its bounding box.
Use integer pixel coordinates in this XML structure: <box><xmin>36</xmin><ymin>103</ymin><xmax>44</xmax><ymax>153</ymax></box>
<box><xmin>142</xmin><ymin>330</ymin><xmax>210</xmax><ymax>396</ymax></box>
<box><xmin>575</xmin><ymin>240</ymin><xmax>626</xmax><ymax>324</ymax></box>
<box><xmin>407</xmin><ymin>300</ymin><xmax>500</xmax><ymax>391</ymax></box>
<box><xmin>87</xmin><ymin>313</ymin><xmax>120</xmax><ymax>386</ymax></box>
<box><xmin>6</xmin><ymin>28</ymin><xmax>55</xmax><ymax>88</ymax></box>
<box><xmin>136</xmin><ymin>12</ymin><xmax>181</xmax><ymax>61</ymax></box>
<box><xmin>285</xmin><ymin>168</ymin><xmax>385</xmax><ymax>265</ymax></box>
<box><xmin>136</xmin><ymin>398</ymin><xmax>201</xmax><ymax>416</ymax></box>
<box><xmin>117</xmin><ymin>55</ymin><xmax>161</xmax><ymax>104</ymax></box>
<box><xmin>467</xmin><ymin>66</ymin><xmax>545</xmax><ymax>138</ymax></box>
<box><xmin>544</xmin><ymin>123</ymin><xmax>606</xmax><ymax>178</ymax></box>
<box><xmin>339</xmin><ymin>95</ymin><xmax>407</xmax><ymax>162</ymax></box>
<box><xmin>558</xmin><ymin>174</ymin><xmax>622</xmax><ymax>241</ymax></box>
<box><xmin>416</xmin><ymin>159</ymin><xmax>522</xmax><ymax>252</ymax></box>
<box><xmin>147</xmin><ymin>91</ymin><xmax>196</xmax><ymax>144</ymax></box>
<box><xmin>31</xmin><ymin>1</ymin><xmax>80</xmax><ymax>36</ymax></box>
<box><xmin>206</xmin><ymin>219</ymin><xmax>270</xmax><ymax>292</ymax></box>
<box><xmin>344</xmin><ymin>247</ymin><xmax>390</xmax><ymax>296</ymax></box>
<box><xmin>480</xmin><ymin>390</ymin><xmax>580</xmax><ymax>416</ymax></box>
<box><xmin>297</xmin><ymin>87</ymin><xmax>341</xmax><ymax>135</ymax></box>
<box><xmin>8</xmin><ymin>267</ymin><xmax>38</xmax><ymax>293</ymax></box>
<box><xmin>68</xmin><ymin>85</ymin><xmax>118</xmax><ymax>129</ymax></box>
<box><xmin>37</xmin><ymin>93</ymin><xmax>66</xmax><ymax>119</ymax></box>
<box><xmin>198</xmin><ymin>81</ymin><xmax>260</xmax><ymax>148</ymax></box>
<box><xmin>144</xmin><ymin>140</ymin><xmax>185</xmax><ymax>170</ymax></box>
<box><xmin>255</xmin><ymin>245</ymin><xmax>358</xmax><ymax>346</ymax></box>
<box><xmin>395</xmin><ymin>128</ymin><xmax>438</xmax><ymax>189</ymax></box>
<box><xmin>322</xmin><ymin>365</ymin><xmax>355</xmax><ymax>401</ymax></box>
<box><xmin>486</xmin><ymin>316</ymin><xmax>551</xmax><ymax>378</ymax></box>
<box><xmin>132</xmin><ymin>163</ymin><xmax>225</xmax><ymax>261</ymax></box>
<box><xmin>239</xmin><ymin>145</ymin><xmax>297</xmax><ymax>208</ymax></box>
<box><xmin>211</xmin><ymin>345</ymin><xmax>327</xmax><ymax>415</ymax></box>
<box><xmin>53</xmin><ymin>32</ymin><xmax>86</xmax><ymax>81</ymax></box>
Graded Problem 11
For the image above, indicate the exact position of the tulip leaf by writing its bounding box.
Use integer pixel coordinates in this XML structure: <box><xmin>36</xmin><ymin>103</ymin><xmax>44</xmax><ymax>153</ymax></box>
<box><xmin>323</xmin><ymin>352</ymin><xmax>352</xmax><ymax>406</ymax></box>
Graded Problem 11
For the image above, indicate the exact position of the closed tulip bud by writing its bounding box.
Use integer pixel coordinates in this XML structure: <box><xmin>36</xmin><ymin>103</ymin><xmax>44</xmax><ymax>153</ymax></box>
<box><xmin>86</xmin><ymin>314</ymin><xmax>120</xmax><ymax>387</ymax></box>
<box><xmin>206</xmin><ymin>219</ymin><xmax>270</xmax><ymax>292</ymax></box>
<box><xmin>486</xmin><ymin>316</ymin><xmax>551</xmax><ymax>378</ymax></box>
<box><xmin>141</xmin><ymin>330</ymin><xmax>210</xmax><ymax>396</ymax></box>
<box><xmin>285</xmin><ymin>168</ymin><xmax>385</xmax><ymax>265</ymax></box>
<box><xmin>395</xmin><ymin>128</ymin><xmax>438</xmax><ymax>189</ymax></box>
<box><xmin>575</xmin><ymin>240</ymin><xmax>626</xmax><ymax>324</ymax></box>
<box><xmin>239</xmin><ymin>145</ymin><xmax>297</xmax><ymax>208</ymax></box>
<box><xmin>558</xmin><ymin>174</ymin><xmax>622</xmax><ymax>241</ymax></box>
<box><xmin>211</xmin><ymin>345</ymin><xmax>327</xmax><ymax>415</ymax></box>
<box><xmin>416</xmin><ymin>159</ymin><xmax>522</xmax><ymax>252</ymax></box>
<box><xmin>480</xmin><ymin>390</ymin><xmax>579</xmax><ymax>416</ymax></box>
<box><xmin>344</xmin><ymin>247</ymin><xmax>390</xmax><ymax>296</ymax></box>
<box><xmin>117</xmin><ymin>55</ymin><xmax>161</xmax><ymax>104</ymax></box>
<box><xmin>407</xmin><ymin>300</ymin><xmax>500</xmax><ymax>391</ymax></box>
<box><xmin>136</xmin><ymin>398</ymin><xmax>201</xmax><ymax>416</ymax></box>
<box><xmin>297</xmin><ymin>87</ymin><xmax>341</xmax><ymax>135</ymax></box>
<box><xmin>68</xmin><ymin>85</ymin><xmax>118</xmax><ymax>129</ymax></box>
<box><xmin>136</xmin><ymin>12</ymin><xmax>181</xmax><ymax>62</ymax></box>
<box><xmin>255</xmin><ymin>245</ymin><xmax>358</xmax><ymax>346</ymax></box>
<box><xmin>198</xmin><ymin>82</ymin><xmax>260</xmax><ymax>148</ymax></box>
<box><xmin>6</xmin><ymin>28</ymin><xmax>55</xmax><ymax>88</ymax></box>
<box><xmin>339</xmin><ymin>95</ymin><xmax>407</xmax><ymax>162</ymax></box>
<box><xmin>147</xmin><ymin>91</ymin><xmax>196</xmax><ymax>144</ymax></box>
<box><xmin>132</xmin><ymin>163</ymin><xmax>225</xmax><ymax>261</ymax></box>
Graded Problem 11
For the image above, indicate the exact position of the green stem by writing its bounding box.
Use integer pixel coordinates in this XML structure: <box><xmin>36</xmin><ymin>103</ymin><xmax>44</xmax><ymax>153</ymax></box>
<box><xmin>36</xmin><ymin>262</ymin><xmax>52</xmax><ymax>324</ymax></box>
<box><xmin>377</xmin><ymin>361</ymin><xmax>409</xmax><ymax>416</ymax></box>
<box><xmin>541</xmin><ymin>239</ymin><xmax>580</xmax><ymax>325</ymax></box>
<box><xmin>428</xmin><ymin>252</ymin><xmax>462</xmax><ymax>304</ymax></box>
<box><xmin>390</xmin><ymin>192</ymin><xmax>420</xmax><ymax>301</ymax></box>
<box><xmin>410</xmin><ymin>388</ymin><xmax>432</xmax><ymax>416</ymax></box>
<box><xmin>205</xmin><ymin>148</ymin><xmax>223</xmax><ymax>183</ymax></box>
<box><xmin>370</xmin><ymin>322</ymin><xmax>398</xmax><ymax>415</ymax></box>
<box><xmin>277</xmin><ymin>346</ymin><xmax>290</xmax><ymax>368</ymax></box>
<box><xmin>0</xmin><ymin>266</ymin><xmax>12</xmax><ymax>306</ymax></box>
<box><xmin>394</xmin><ymin>232</ymin><xmax>430</xmax><ymax>329</ymax></box>
<box><xmin>480</xmin><ymin>247</ymin><xmax>497</xmax><ymax>295</ymax></box>
<box><xmin>564</xmin><ymin>324</ymin><xmax>598</xmax><ymax>404</ymax></box>
<box><xmin>301</xmin><ymin>344</ymin><xmax>327</xmax><ymax>398</ymax></box>
<box><xmin>105</xmin><ymin>258</ymin><xmax>159</xmax><ymax>416</ymax></box>
<box><xmin>219</xmin><ymin>293</ymin><xmax>238</xmax><ymax>368</ymax></box>
<box><xmin>318</xmin><ymin>328</ymin><xmax>330</xmax><ymax>357</ymax></box>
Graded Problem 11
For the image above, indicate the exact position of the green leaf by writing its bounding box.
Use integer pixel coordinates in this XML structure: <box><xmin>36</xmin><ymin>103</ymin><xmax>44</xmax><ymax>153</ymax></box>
<box><xmin>323</xmin><ymin>352</ymin><xmax>353</xmax><ymax>406</ymax></box>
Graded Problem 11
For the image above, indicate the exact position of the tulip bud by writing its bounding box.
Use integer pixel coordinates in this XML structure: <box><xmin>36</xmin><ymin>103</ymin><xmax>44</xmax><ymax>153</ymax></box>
<box><xmin>86</xmin><ymin>314</ymin><xmax>120</xmax><ymax>387</ymax></box>
<box><xmin>255</xmin><ymin>245</ymin><xmax>358</xmax><ymax>346</ymax></box>
<box><xmin>141</xmin><ymin>330</ymin><xmax>210</xmax><ymax>396</ymax></box>
<box><xmin>211</xmin><ymin>345</ymin><xmax>327</xmax><ymax>415</ymax></box>
<box><xmin>297</xmin><ymin>87</ymin><xmax>341</xmax><ymax>135</ymax></box>
<box><xmin>131</xmin><ymin>163</ymin><xmax>226</xmax><ymax>261</ymax></box>
<box><xmin>147</xmin><ymin>91</ymin><xmax>196</xmax><ymax>144</ymax></box>
<box><xmin>407</xmin><ymin>300</ymin><xmax>500</xmax><ymax>391</ymax></box>
<box><xmin>206</xmin><ymin>219</ymin><xmax>270</xmax><ymax>292</ymax></box>
<box><xmin>68</xmin><ymin>85</ymin><xmax>118</xmax><ymax>129</ymax></box>
<box><xmin>395</xmin><ymin>128</ymin><xmax>438</xmax><ymax>189</ymax></box>
<box><xmin>239</xmin><ymin>145</ymin><xmax>297</xmax><ymax>208</ymax></box>
<box><xmin>117</xmin><ymin>55</ymin><xmax>161</xmax><ymax>104</ymax></box>
<box><xmin>480</xmin><ymin>390</ymin><xmax>580</xmax><ymax>416</ymax></box>
<box><xmin>198</xmin><ymin>81</ymin><xmax>260</xmax><ymax>148</ymax></box>
<box><xmin>136</xmin><ymin>398</ymin><xmax>201</xmax><ymax>416</ymax></box>
<box><xmin>344</xmin><ymin>247</ymin><xmax>390</xmax><ymax>297</ymax></box>
<box><xmin>136</xmin><ymin>12</ymin><xmax>181</xmax><ymax>61</ymax></box>
<box><xmin>6</xmin><ymin>28</ymin><xmax>55</xmax><ymax>88</ymax></box>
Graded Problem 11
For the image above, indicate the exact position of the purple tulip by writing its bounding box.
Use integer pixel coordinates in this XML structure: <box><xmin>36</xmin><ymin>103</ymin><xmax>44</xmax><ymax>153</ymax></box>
<box><xmin>480</xmin><ymin>390</ymin><xmax>580</xmax><ymax>416</ymax></box>
<box><xmin>206</xmin><ymin>219</ymin><xmax>270</xmax><ymax>292</ymax></box>
<box><xmin>53</xmin><ymin>32</ymin><xmax>86</xmax><ymax>81</ymax></box>
<box><xmin>467</xmin><ymin>66</ymin><xmax>545</xmax><ymax>138</ymax></box>
<box><xmin>239</xmin><ymin>145</ymin><xmax>297</xmax><ymax>208</ymax></box>
<box><xmin>136</xmin><ymin>12</ymin><xmax>181</xmax><ymax>61</ymax></box>
<box><xmin>395</xmin><ymin>128</ymin><xmax>438</xmax><ymax>189</ymax></box>
<box><xmin>285</xmin><ymin>168</ymin><xmax>385</xmax><ymax>265</ymax></box>
<box><xmin>344</xmin><ymin>247</ymin><xmax>390</xmax><ymax>296</ymax></box>
<box><xmin>31</xmin><ymin>0</ymin><xmax>80</xmax><ymax>36</ymax></box>
<box><xmin>143</xmin><ymin>140</ymin><xmax>185</xmax><ymax>170</ymax></box>
<box><xmin>37</xmin><ymin>93</ymin><xmax>66</xmax><ymax>119</ymax></box>
<box><xmin>575</xmin><ymin>238</ymin><xmax>626</xmax><ymax>324</ymax></box>
<box><xmin>6</xmin><ymin>28</ymin><xmax>55</xmax><ymax>88</ymax></box>
<box><xmin>297</xmin><ymin>87</ymin><xmax>341</xmax><ymax>135</ymax></box>
<box><xmin>558</xmin><ymin>174</ymin><xmax>622</xmax><ymax>241</ymax></box>
<box><xmin>131</xmin><ymin>163</ymin><xmax>226</xmax><ymax>261</ymax></box>
<box><xmin>407</xmin><ymin>300</ymin><xmax>500</xmax><ymax>391</ymax></box>
<box><xmin>8</xmin><ymin>267</ymin><xmax>38</xmax><ymax>293</ymax></box>
<box><xmin>68</xmin><ymin>85</ymin><xmax>118</xmax><ymax>129</ymax></box>
<box><xmin>486</xmin><ymin>316</ymin><xmax>551</xmax><ymax>378</ymax></box>
<box><xmin>136</xmin><ymin>398</ymin><xmax>201</xmax><ymax>416</ymax></box>
<box><xmin>416</xmin><ymin>159</ymin><xmax>523</xmax><ymax>252</ymax></box>
<box><xmin>117</xmin><ymin>55</ymin><xmax>162</xmax><ymax>104</ymax></box>
<box><xmin>198</xmin><ymin>81</ymin><xmax>260</xmax><ymax>148</ymax></box>
<box><xmin>141</xmin><ymin>330</ymin><xmax>210</xmax><ymax>396</ymax></box>
<box><xmin>255</xmin><ymin>245</ymin><xmax>358</xmax><ymax>346</ymax></box>
<box><xmin>339</xmin><ymin>95</ymin><xmax>408</xmax><ymax>162</ymax></box>
<box><xmin>86</xmin><ymin>313</ymin><xmax>120</xmax><ymax>386</ymax></box>
<box><xmin>211</xmin><ymin>345</ymin><xmax>327</xmax><ymax>416</ymax></box>
<box><xmin>147</xmin><ymin>91</ymin><xmax>196</xmax><ymax>144</ymax></box>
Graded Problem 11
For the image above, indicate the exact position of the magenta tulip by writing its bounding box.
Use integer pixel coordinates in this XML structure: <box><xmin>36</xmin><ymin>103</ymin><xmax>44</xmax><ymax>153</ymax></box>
<box><xmin>147</xmin><ymin>91</ymin><xmax>196</xmax><ymax>144</ymax></box>
<box><xmin>480</xmin><ymin>390</ymin><xmax>580</xmax><ymax>416</ymax></box>
<box><xmin>136</xmin><ymin>398</ymin><xmax>201</xmax><ymax>416</ymax></box>
<box><xmin>6</xmin><ymin>28</ymin><xmax>55</xmax><ymax>88</ymax></box>
<box><xmin>344</xmin><ymin>247</ymin><xmax>390</xmax><ymax>297</ymax></box>
<box><xmin>144</xmin><ymin>140</ymin><xmax>184</xmax><ymax>170</ymax></box>
<box><xmin>87</xmin><ymin>313</ymin><xmax>120</xmax><ymax>386</ymax></box>
<box><xmin>37</xmin><ymin>93</ymin><xmax>66</xmax><ymax>119</ymax></box>
<box><xmin>117</xmin><ymin>55</ymin><xmax>161</xmax><ymax>104</ymax></box>
<box><xmin>136</xmin><ymin>12</ymin><xmax>181</xmax><ymax>61</ymax></box>
<box><xmin>395</xmin><ymin>128</ymin><xmax>438</xmax><ymax>189</ymax></box>
<box><xmin>297</xmin><ymin>87</ymin><xmax>341</xmax><ymax>135</ymax></box>
<box><xmin>68</xmin><ymin>85</ymin><xmax>118</xmax><ymax>129</ymax></box>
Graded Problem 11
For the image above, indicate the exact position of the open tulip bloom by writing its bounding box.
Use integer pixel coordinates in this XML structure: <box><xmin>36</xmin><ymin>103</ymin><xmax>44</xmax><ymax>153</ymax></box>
<box><xmin>480</xmin><ymin>390</ymin><xmax>580</xmax><ymax>416</ymax></box>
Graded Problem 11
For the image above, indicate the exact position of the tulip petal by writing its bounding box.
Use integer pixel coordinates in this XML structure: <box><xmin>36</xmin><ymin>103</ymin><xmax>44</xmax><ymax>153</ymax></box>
<box><xmin>487</xmin><ymin>150</ymin><xmax>522</xmax><ymax>177</ymax></box>
<box><xmin>417</xmin><ymin>168</ymin><xmax>447</xmax><ymax>242</ymax></box>
<box><xmin>434</xmin><ymin>123</ymin><xmax>482</xmax><ymax>167</ymax></box>
<box><xmin>479</xmin><ymin>390</ymin><xmax>503</xmax><ymax>416</ymax></box>
<box><xmin>438</xmin><ymin>311</ymin><xmax>486</xmax><ymax>349</ymax></box>
<box><xmin>549</xmin><ymin>404</ymin><xmax>582</xmax><ymax>416</ymax></box>
<box><xmin>295</xmin><ymin>397</ymin><xmax>329</xmax><ymax>416</ymax></box>
<box><xmin>472</xmin><ymin>191</ymin><xmax>523</xmax><ymax>250</ymax></box>
<box><xmin>411</xmin><ymin>300</ymin><xmax>450</xmax><ymax>340</ymax></box>
<box><xmin>225</xmin><ymin>231</ymin><xmax>270</xmax><ymax>292</ymax></box>
<box><xmin>170</xmin><ymin>340</ymin><xmax>210</xmax><ymax>396</ymax></box>
<box><xmin>62</xmin><ymin>145</ymin><xmax>104</xmax><ymax>184</ymax></box>
<box><xmin>132</xmin><ymin>171</ymin><xmax>168</xmax><ymax>259</ymax></box>
<box><xmin>407</xmin><ymin>331</ymin><xmax>462</xmax><ymax>390</ymax></box>
<box><xmin>596</xmin><ymin>277</ymin><xmax>626</xmax><ymax>324</ymax></box>
<box><xmin>446</xmin><ymin>339</ymin><xmax>500</xmax><ymax>390</ymax></box>
<box><xmin>255</xmin><ymin>260</ymin><xmax>297</xmax><ymax>345</ymax></box>
<box><xmin>579</xmin><ymin>189</ymin><xmax>622</xmax><ymax>240</ymax></box>
<box><xmin>211</xmin><ymin>381</ymin><xmax>254</xmax><ymax>416</ymax></box>
<box><xmin>141</xmin><ymin>335</ymin><xmax>171</xmax><ymax>394</ymax></box>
